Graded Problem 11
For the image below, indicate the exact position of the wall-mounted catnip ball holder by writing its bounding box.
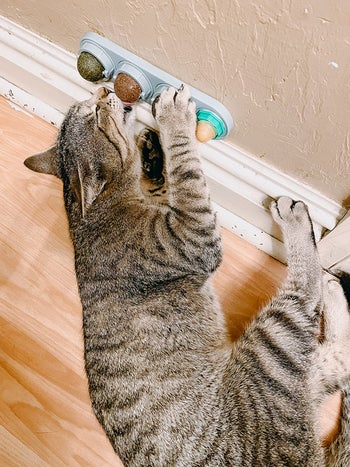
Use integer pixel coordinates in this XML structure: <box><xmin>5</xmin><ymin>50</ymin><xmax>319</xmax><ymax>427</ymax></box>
<box><xmin>77</xmin><ymin>32</ymin><xmax>234</xmax><ymax>142</ymax></box>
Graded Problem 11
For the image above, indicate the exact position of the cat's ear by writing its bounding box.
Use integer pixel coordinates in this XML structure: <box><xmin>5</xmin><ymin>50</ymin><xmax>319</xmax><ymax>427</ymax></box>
<box><xmin>74</xmin><ymin>160</ymin><xmax>107</xmax><ymax>217</ymax></box>
<box><xmin>24</xmin><ymin>146</ymin><xmax>59</xmax><ymax>177</ymax></box>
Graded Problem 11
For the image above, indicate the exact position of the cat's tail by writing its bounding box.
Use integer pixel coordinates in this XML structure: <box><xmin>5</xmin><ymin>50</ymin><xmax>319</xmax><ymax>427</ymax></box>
<box><xmin>326</xmin><ymin>271</ymin><xmax>350</xmax><ymax>467</ymax></box>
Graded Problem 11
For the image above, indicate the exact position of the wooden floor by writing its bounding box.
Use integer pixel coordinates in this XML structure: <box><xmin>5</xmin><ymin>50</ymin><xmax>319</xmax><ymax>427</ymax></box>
<box><xmin>0</xmin><ymin>96</ymin><xmax>339</xmax><ymax>465</ymax></box>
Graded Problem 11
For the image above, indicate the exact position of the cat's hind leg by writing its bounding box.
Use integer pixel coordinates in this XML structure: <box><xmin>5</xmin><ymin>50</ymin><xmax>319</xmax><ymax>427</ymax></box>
<box><xmin>310</xmin><ymin>273</ymin><xmax>350</xmax><ymax>466</ymax></box>
<box><xmin>322</xmin><ymin>273</ymin><xmax>350</xmax><ymax>346</ymax></box>
<box><xmin>225</xmin><ymin>197</ymin><xmax>325</xmax><ymax>465</ymax></box>
<box><xmin>312</xmin><ymin>273</ymin><xmax>350</xmax><ymax>401</ymax></box>
<box><xmin>326</xmin><ymin>383</ymin><xmax>350</xmax><ymax>467</ymax></box>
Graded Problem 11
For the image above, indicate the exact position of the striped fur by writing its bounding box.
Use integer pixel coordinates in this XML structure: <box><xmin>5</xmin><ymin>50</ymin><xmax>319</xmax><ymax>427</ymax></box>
<box><xmin>24</xmin><ymin>86</ymin><xmax>350</xmax><ymax>466</ymax></box>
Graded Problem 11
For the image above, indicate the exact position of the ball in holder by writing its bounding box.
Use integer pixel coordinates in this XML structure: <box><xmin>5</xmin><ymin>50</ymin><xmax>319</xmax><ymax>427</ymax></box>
<box><xmin>114</xmin><ymin>73</ymin><xmax>142</xmax><ymax>104</ymax></box>
<box><xmin>77</xmin><ymin>51</ymin><xmax>105</xmax><ymax>82</ymax></box>
<box><xmin>196</xmin><ymin>109</ymin><xmax>227</xmax><ymax>143</ymax></box>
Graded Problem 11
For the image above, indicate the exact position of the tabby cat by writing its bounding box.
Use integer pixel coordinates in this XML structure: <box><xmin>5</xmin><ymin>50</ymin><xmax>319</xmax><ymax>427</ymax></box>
<box><xmin>24</xmin><ymin>85</ymin><xmax>350</xmax><ymax>466</ymax></box>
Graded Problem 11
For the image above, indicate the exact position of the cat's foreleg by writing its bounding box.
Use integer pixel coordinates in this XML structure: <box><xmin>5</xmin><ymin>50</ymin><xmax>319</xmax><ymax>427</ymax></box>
<box><xmin>152</xmin><ymin>86</ymin><xmax>221</xmax><ymax>272</ymax></box>
<box><xmin>152</xmin><ymin>86</ymin><xmax>210</xmax><ymax>213</ymax></box>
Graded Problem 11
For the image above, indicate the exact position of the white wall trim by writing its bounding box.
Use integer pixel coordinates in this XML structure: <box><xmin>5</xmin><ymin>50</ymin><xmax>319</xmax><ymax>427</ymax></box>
<box><xmin>0</xmin><ymin>15</ymin><xmax>346</xmax><ymax>262</ymax></box>
<box><xmin>318</xmin><ymin>211</ymin><xmax>350</xmax><ymax>272</ymax></box>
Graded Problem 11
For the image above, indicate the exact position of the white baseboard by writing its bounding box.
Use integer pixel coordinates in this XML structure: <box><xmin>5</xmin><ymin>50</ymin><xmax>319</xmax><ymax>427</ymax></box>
<box><xmin>0</xmin><ymin>15</ymin><xmax>346</xmax><ymax>263</ymax></box>
<box><xmin>318</xmin><ymin>211</ymin><xmax>350</xmax><ymax>272</ymax></box>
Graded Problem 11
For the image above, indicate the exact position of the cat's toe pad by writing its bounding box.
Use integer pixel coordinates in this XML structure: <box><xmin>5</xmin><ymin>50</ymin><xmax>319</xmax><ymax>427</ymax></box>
<box><xmin>152</xmin><ymin>85</ymin><xmax>196</xmax><ymax>130</ymax></box>
<box><xmin>270</xmin><ymin>196</ymin><xmax>310</xmax><ymax>227</ymax></box>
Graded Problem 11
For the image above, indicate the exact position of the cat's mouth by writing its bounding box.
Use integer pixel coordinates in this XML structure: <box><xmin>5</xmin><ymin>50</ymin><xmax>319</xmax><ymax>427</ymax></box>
<box><xmin>123</xmin><ymin>105</ymin><xmax>133</xmax><ymax>114</ymax></box>
<box><xmin>123</xmin><ymin>104</ymin><xmax>133</xmax><ymax>123</ymax></box>
<box><xmin>90</xmin><ymin>87</ymin><xmax>134</xmax><ymax>122</ymax></box>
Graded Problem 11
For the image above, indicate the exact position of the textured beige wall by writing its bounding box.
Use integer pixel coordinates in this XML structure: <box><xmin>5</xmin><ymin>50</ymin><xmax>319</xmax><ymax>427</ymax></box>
<box><xmin>1</xmin><ymin>0</ymin><xmax>349</xmax><ymax>203</ymax></box>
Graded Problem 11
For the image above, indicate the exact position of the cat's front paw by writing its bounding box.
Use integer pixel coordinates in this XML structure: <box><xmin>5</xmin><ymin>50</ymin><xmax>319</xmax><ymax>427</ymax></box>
<box><xmin>152</xmin><ymin>85</ymin><xmax>196</xmax><ymax>134</ymax></box>
<box><xmin>137</xmin><ymin>128</ymin><xmax>164</xmax><ymax>183</ymax></box>
<box><xmin>270</xmin><ymin>196</ymin><xmax>312</xmax><ymax>230</ymax></box>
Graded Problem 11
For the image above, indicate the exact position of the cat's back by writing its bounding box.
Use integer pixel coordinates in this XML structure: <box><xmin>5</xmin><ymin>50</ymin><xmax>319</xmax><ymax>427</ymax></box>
<box><xmin>82</xmin><ymin>274</ymin><xmax>232</xmax><ymax>465</ymax></box>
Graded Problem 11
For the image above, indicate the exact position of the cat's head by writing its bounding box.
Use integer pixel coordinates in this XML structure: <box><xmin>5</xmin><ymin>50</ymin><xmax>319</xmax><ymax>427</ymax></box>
<box><xmin>24</xmin><ymin>87</ymin><xmax>135</xmax><ymax>216</ymax></box>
